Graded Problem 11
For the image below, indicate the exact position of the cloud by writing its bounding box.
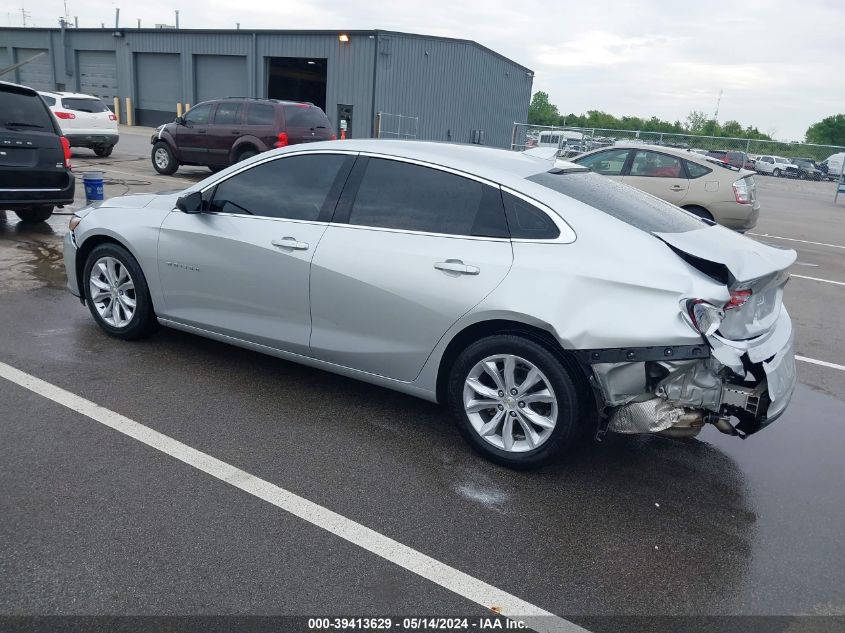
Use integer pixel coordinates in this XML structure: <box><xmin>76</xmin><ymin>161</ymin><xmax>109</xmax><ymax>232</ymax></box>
<box><xmin>535</xmin><ymin>31</ymin><xmax>666</xmax><ymax>67</ymax></box>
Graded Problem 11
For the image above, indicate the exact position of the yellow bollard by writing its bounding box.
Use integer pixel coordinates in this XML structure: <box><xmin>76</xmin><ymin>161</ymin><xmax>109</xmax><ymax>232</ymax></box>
<box><xmin>185</xmin><ymin>103</ymin><xmax>191</xmax><ymax>112</ymax></box>
<box><xmin>176</xmin><ymin>103</ymin><xmax>183</xmax><ymax>118</ymax></box>
<box><xmin>125</xmin><ymin>97</ymin><xmax>133</xmax><ymax>126</ymax></box>
<box><xmin>113</xmin><ymin>97</ymin><xmax>121</xmax><ymax>124</ymax></box>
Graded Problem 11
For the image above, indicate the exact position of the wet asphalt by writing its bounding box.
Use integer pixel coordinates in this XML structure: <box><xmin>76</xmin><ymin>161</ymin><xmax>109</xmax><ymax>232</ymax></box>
<box><xmin>1</xmin><ymin>131</ymin><xmax>844</xmax><ymax>628</ymax></box>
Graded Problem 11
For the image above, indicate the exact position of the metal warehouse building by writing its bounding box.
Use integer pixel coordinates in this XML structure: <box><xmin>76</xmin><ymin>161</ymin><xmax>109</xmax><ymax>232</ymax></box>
<box><xmin>0</xmin><ymin>27</ymin><xmax>532</xmax><ymax>148</ymax></box>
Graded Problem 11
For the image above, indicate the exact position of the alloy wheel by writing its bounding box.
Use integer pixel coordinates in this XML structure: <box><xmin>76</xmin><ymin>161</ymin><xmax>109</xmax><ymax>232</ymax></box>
<box><xmin>154</xmin><ymin>147</ymin><xmax>170</xmax><ymax>170</ymax></box>
<box><xmin>463</xmin><ymin>354</ymin><xmax>558</xmax><ymax>453</ymax></box>
<box><xmin>89</xmin><ymin>256</ymin><xmax>136</xmax><ymax>328</ymax></box>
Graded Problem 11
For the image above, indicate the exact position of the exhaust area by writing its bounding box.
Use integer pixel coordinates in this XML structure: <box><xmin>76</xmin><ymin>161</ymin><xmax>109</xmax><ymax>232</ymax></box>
<box><xmin>608</xmin><ymin>398</ymin><xmax>705</xmax><ymax>437</ymax></box>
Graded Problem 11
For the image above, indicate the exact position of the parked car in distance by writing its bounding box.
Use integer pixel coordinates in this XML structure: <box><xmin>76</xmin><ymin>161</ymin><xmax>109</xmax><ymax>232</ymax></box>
<box><xmin>571</xmin><ymin>143</ymin><xmax>759</xmax><ymax>231</ymax></box>
<box><xmin>706</xmin><ymin>149</ymin><xmax>755</xmax><ymax>170</ymax></box>
<box><xmin>65</xmin><ymin>140</ymin><xmax>796</xmax><ymax>468</ymax></box>
<box><xmin>1</xmin><ymin>81</ymin><xmax>74</xmax><ymax>223</ymax></box>
<box><xmin>150</xmin><ymin>98</ymin><xmax>335</xmax><ymax>175</ymax></box>
<box><xmin>39</xmin><ymin>91</ymin><xmax>119</xmax><ymax>157</ymax></box>
<box><xmin>789</xmin><ymin>157</ymin><xmax>824</xmax><ymax>181</ymax></box>
<box><xmin>754</xmin><ymin>155</ymin><xmax>800</xmax><ymax>178</ymax></box>
<box><xmin>820</xmin><ymin>152</ymin><xmax>845</xmax><ymax>181</ymax></box>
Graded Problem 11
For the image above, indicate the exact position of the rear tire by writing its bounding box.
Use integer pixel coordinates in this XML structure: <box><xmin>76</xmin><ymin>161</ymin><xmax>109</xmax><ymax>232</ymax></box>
<box><xmin>83</xmin><ymin>243</ymin><xmax>157</xmax><ymax>340</ymax></box>
<box><xmin>151</xmin><ymin>142</ymin><xmax>178</xmax><ymax>175</ymax></box>
<box><xmin>447</xmin><ymin>334</ymin><xmax>582</xmax><ymax>469</ymax></box>
<box><xmin>94</xmin><ymin>145</ymin><xmax>113</xmax><ymax>157</ymax></box>
<box><xmin>773</xmin><ymin>168</ymin><xmax>781</xmax><ymax>177</ymax></box>
<box><xmin>682</xmin><ymin>205</ymin><xmax>714</xmax><ymax>222</ymax></box>
<box><xmin>798</xmin><ymin>171</ymin><xmax>806</xmax><ymax>180</ymax></box>
<box><xmin>236</xmin><ymin>147</ymin><xmax>258</xmax><ymax>162</ymax></box>
<box><xmin>14</xmin><ymin>206</ymin><xmax>53</xmax><ymax>223</ymax></box>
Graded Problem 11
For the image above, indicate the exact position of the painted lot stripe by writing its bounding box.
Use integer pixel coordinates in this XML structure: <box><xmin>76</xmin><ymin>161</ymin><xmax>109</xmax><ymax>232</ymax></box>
<box><xmin>0</xmin><ymin>360</ymin><xmax>586</xmax><ymax>633</ymax></box>
<box><xmin>797</xmin><ymin>356</ymin><xmax>845</xmax><ymax>372</ymax></box>
<box><xmin>749</xmin><ymin>233</ymin><xmax>845</xmax><ymax>250</ymax></box>
<box><xmin>792</xmin><ymin>274</ymin><xmax>845</xmax><ymax>287</ymax></box>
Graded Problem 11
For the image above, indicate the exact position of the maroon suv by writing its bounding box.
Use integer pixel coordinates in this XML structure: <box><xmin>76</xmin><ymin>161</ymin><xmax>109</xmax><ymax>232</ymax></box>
<box><xmin>150</xmin><ymin>98</ymin><xmax>335</xmax><ymax>175</ymax></box>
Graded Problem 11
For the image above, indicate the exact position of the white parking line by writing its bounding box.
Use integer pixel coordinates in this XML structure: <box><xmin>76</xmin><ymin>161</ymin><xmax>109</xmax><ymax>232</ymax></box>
<box><xmin>0</xmin><ymin>360</ymin><xmax>586</xmax><ymax>633</ymax></box>
<box><xmin>749</xmin><ymin>233</ymin><xmax>845</xmax><ymax>250</ymax></box>
<box><xmin>796</xmin><ymin>356</ymin><xmax>845</xmax><ymax>371</ymax></box>
<box><xmin>792</xmin><ymin>274</ymin><xmax>845</xmax><ymax>287</ymax></box>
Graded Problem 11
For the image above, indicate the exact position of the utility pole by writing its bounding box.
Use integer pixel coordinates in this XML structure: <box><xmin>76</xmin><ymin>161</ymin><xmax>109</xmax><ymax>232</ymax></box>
<box><xmin>713</xmin><ymin>88</ymin><xmax>723</xmax><ymax>122</ymax></box>
<box><xmin>21</xmin><ymin>5</ymin><xmax>31</xmax><ymax>27</ymax></box>
<box><xmin>175</xmin><ymin>10</ymin><xmax>179</xmax><ymax>29</ymax></box>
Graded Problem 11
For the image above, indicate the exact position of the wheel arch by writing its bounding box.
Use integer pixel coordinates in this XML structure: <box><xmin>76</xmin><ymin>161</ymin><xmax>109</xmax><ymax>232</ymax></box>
<box><xmin>230</xmin><ymin>136</ymin><xmax>266</xmax><ymax>163</ymax></box>
<box><xmin>75</xmin><ymin>233</ymin><xmax>147</xmax><ymax>301</ymax></box>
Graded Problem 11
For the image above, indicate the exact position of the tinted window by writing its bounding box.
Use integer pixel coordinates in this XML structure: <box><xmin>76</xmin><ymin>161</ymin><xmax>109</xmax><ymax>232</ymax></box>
<box><xmin>685</xmin><ymin>161</ymin><xmax>712</xmax><ymax>178</ymax></box>
<box><xmin>283</xmin><ymin>105</ymin><xmax>330</xmax><ymax>128</ymax></box>
<box><xmin>348</xmin><ymin>158</ymin><xmax>508</xmax><ymax>237</ymax></box>
<box><xmin>213</xmin><ymin>102</ymin><xmax>242</xmax><ymax>125</ymax></box>
<box><xmin>529</xmin><ymin>171</ymin><xmax>705</xmax><ymax>234</ymax></box>
<box><xmin>629</xmin><ymin>151</ymin><xmax>684</xmax><ymax>178</ymax></box>
<box><xmin>40</xmin><ymin>94</ymin><xmax>56</xmax><ymax>106</ymax></box>
<box><xmin>246</xmin><ymin>103</ymin><xmax>276</xmax><ymax>126</ymax></box>
<box><xmin>209</xmin><ymin>154</ymin><xmax>347</xmax><ymax>220</ymax></box>
<box><xmin>0</xmin><ymin>88</ymin><xmax>55</xmax><ymax>130</ymax></box>
<box><xmin>184</xmin><ymin>103</ymin><xmax>213</xmax><ymax>125</ymax></box>
<box><xmin>575</xmin><ymin>149</ymin><xmax>629</xmax><ymax>176</ymax></box>
<box><xmin>62</xmin><ymin>98</ymin><xmax>108</xmax><ymax>113</ymax></box>
<box><xmin>503</xmin><ymin>192</ymin><xmax>560</xmax><ymax>239</ymax></box>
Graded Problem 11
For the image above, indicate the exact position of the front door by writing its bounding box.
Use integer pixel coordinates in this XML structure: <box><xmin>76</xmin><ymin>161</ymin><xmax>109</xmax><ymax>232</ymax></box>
<box><xmin>157</xmin><ymin>152</ymin><xmax>354</xmax><ymax>354</ymax></box>
<box><xmin>623</xmin><ymin>149</ymin><xmax>690</xmax><ymax>205</ymax></box>
<box><xmin>309</xmin><ymin>157</ymin><xmax>513</xmax><ymax>382</ymax></box>
<box><xmin>175</xmin><ymin>102</ymin><xmax>214</xmax><ymax>164</ymax></box>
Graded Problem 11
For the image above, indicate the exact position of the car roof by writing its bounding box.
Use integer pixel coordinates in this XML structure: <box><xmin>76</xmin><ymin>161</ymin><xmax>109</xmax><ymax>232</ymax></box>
<box><xmin>37</xmin><ymin>90</ymin><xmax>103</xmax><ymax>99</ymax></box>
<box><xmin>0</xmin><ymin>79</ymin><xmax>38</xmax><ymax>95</ymax></box>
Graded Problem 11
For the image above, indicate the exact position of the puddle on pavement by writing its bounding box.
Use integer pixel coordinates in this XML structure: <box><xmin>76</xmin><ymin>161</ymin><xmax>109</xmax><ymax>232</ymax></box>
<box><xmin>0</xmin><ymin>212</ymin><xmax>68</xmax><ymax>293</ymax></box>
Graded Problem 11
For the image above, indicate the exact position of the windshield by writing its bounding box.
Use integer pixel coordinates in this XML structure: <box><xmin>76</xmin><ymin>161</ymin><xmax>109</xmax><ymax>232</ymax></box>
<box><xmin>792</xmin><ymin>159</ymin><xmax>811</xmax><ymax>167</ymax></box>
<box><xmin>528</xmin><ymin>170</ymin><xmax>706</xmax><ymax>234</ymax></box>
<box><xmin>0</xmin><ymin>88</ymin><xmax>56</xmax><ymax>130</ymax></box>
<box><xmin>61</xmin><ymin>97</ymin><xmax>109</xmax><ymax>113</ymax></box>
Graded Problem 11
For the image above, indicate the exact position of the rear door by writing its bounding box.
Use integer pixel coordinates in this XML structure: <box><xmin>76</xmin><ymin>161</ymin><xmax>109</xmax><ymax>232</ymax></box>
<box><xmin>282</xmin><ymin>104</ymin><xmax>334</xmax><ymax>145</ymax></box>
<box><xmin>206</xmin><ymin>100</ymin><xmax>244</xmax><ymax>166</ymax></box>
<box><xmin>175</xmin><ymin>102</ymin><xmax>214</xmax><ymax>163</ymax></box>
<box><xmin>244</xmin><ymin>102</ymin><xmax>279</xmax><ymax>149</ymax></box>
<box><xmin>622</xmin><ymin>149</ymin><xmax>690</xmax><ymax>205</ymax></box>
<box><xmin>309</xmin><ymin>156</ymin><xmax>513</xmax><ymax>381</ymax></box>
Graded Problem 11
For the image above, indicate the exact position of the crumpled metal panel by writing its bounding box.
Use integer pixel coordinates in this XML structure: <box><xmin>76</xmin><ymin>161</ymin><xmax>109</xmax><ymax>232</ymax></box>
<box><xmin>608</xmin><ymin>398</ymin><xmax>684</xmax><ymax>434</ymax></box>
<box><xmin>656</xmin><ymin>358</ymin><xmax>724</xmax><ymax>411</ymax></box>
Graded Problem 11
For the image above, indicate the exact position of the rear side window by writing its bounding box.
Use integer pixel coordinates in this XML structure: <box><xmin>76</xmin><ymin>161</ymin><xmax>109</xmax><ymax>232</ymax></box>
<box><xmin>0</xmin><ymin>88</ymin><xmax>55</xmax><ymax>130</ymax></box>
<box><xmin>61</xmin><ymin>98</ymin><xmax>108</xmax><ymax>113</ymax></box>
<box><xmin>246</xmin><ymin>103</ymin><xmax>275</xmax><ymax>125</ymax></box>
<box><xmin>347</xmin><ymin>158</ymin><xmax>508</xmax><ymax>238</ymax></box>
<box><xmin>40</xmin><ymin>94</ymin><xmax>57</xmax><ymax>106</ymax></box>
<box><xmin>685</xmin><ymin>161</ymin><xmax>712</xmax><ymax>179</ymax></box>
<box><xmin>283</xmin><ymin>105</ymin><xmax>330</xmax><ymax>128</ymax></box>
<box><xmin>209</xmin><ymin>154</ymin><xmax>347</xmax><ymax>221</ymax></box>
<box><xmin>629</xmin><ymin>151</ymin><xmax>683</xmax><ymax>178</ymax></box>
<box><xmin>502</xmin><ymin>192</ymin><xmax>560</xmax><ymax>239</ymax></box>
<box><xmin>529</xmin><ymin>171</ymin><xmax>705</xmax><ymax>234</ymax></box>
<box><xmin>213</xmin><ymin>102</ymin><xmax>242</xmax><ymax>125</ymax></box>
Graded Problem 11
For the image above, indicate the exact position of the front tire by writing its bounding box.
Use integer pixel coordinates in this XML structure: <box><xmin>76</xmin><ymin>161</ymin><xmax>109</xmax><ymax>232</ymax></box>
<box><xmin>14</xmin><ymin>206</ymin><xmax>53</xmax><ymax>223</ymax></box>
<box><xmin>83</xmin><ymin>243</ymin><xmax>157</xmax><ymax>340</ymax></box>
<box><xmin>151</xmin><ymin>142</ymin><xmax>178</xmax><ymax>175</ymax></box>
<box><xmin>447</xmin><ymin>335</ymin><xmax>581</xmax><ymax>469</ymax></box>
<box><xmin>773</xmin><ymin>168</ymin><xmax>781</xmax><ymax>177</ymax></box>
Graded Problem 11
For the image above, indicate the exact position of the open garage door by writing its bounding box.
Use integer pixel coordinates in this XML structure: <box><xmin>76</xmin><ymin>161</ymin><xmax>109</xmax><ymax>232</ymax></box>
<box><xmin>134</xmin><ymin>53</ymin><xmax>181</xmax><ymax>127</ymax></box>
<box><xmin>195</xmin><ymin>55</ymin><xmax>247</xmax><ymax>104</ymax></box>
<box><xmin>267</xmin><ymin>57</ymin><xmax>327</xmax><ymax>110</ymax></box>
<box><xmin>78</xmin><ymin>51</ymin><xmax>118</xmax><ymax>102</ymax></box>
<box><xmin>16</xmin><ymin>48</ymin><xmax>52</xmax><ymax>91</ymax></box>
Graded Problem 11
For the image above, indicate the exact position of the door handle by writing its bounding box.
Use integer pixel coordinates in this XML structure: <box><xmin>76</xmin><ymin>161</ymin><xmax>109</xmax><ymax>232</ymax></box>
<box><xmin>197</xmin><ymin>130</ymin><xmax>207</xmax><ymax>134</ymax></box>
<box><xmin>271</xmin><ymin>237</ymin><xmax>309</xmax><ymax>251</ymax></box>
<box><xmin>669</xmin><ymin>185</ymin><xmax>686</xmax><ymax>191</ymax></box>
<box><xmin>231</xmin><ymin>130</ymin><xmax>241</xmax><ymax>135</ymax></box>
<box><xmin>434</xmin><ymin>260</ymin><xmax>480</xmax><ymax>275</ymax></box>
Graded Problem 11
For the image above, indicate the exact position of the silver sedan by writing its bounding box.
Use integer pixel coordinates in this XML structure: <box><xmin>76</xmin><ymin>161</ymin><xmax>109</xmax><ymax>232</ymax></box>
<box><xmin>64</xmin><ymin>140</ymin><xmax>797</xmax><ymax>468</ymax></box>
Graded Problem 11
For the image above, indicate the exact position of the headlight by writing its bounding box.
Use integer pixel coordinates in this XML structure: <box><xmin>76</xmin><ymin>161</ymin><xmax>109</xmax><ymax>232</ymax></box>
<box><xmin>69</xmin><ymin>215</ymin><xmax>82</xmax><ymax>231</ymax></box>
<box><xmin>685</xmin><ymin>299</ymin><xmax>724</xmax><ymax>336</ymax></box>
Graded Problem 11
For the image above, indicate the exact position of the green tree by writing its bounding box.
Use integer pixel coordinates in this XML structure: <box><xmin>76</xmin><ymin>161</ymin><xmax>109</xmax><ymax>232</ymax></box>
<box><xmin>527</xmin><ymin>91</ymin><xmax>560</xmax><ymax>126</ymax></box>
<box><xmin>805</xmin><ymin>114</ymin><xmax>845</xmax><ymax>145</ymax></box>
<box><xmin>685</xmin><ymin>111</ymin><xmax>708</xmax><ymax>134</ymax></box>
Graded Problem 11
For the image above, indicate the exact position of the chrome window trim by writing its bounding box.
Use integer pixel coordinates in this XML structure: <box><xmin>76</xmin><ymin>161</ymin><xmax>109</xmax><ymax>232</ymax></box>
<box><xmin>356</xmin><ymin>151</ymin><xmax>500</xmax><ymax>188</ymax></box>
<box><xmin>200</xmin><ymin>212</ymin><xmax>329</xmax><ymax>227</ymax></box>
<box><xmin>323</xmin><ymin>222</ymin><xmax>510</xmax><ymax>243</ymax></box>
<box><xmin>500</xmin><ymin>186</ymin><xmax>577</xmax><ymax>244</ymax></box>
<box><xmin>0</xmin><ymin>187</ymin><xmax>65</xmax><ymax>192</ymax></box>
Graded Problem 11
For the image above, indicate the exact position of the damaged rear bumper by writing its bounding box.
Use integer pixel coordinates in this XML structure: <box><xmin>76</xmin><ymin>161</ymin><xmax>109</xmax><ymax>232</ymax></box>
<box><xmin>593</xmin><ymin>309</ymin><xmax>796</xmax><ymax>438</ymax></box>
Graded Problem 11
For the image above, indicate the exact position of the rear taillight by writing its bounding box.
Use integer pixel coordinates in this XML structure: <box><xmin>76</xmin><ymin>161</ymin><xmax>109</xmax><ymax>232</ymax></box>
<box><xmin>724</xmin><ymin>289</ymin><xmax>752</xmax><ymax>310</ymax></box>
<box><xmin>55</xmin><ymin>111</ymin><xmax>76</xmax><ymax>120</ymax></box>
<box><xmin>274</xmin><ymin>132</ymin><xmax>289</xmax><ymax>148</ymax></box>
<box><xmin>732</xmin><ymin>177</ymin><xmax>751</xmax><ymax>204</ymax></box>
<box><xmin>60</xmin><ymin>136</ymin><xmax>72</xmax><ymax>169</ymax></box>
<box><xmin>330</xmin><ymin>133</ymin><xmax>337</xmax><ymax>140</ymax></box>
<box><xmin>109</xmin><ymin>114</ymin><xmax>117</xmax><ymax>121</ymax></box>
<box><xmin>685</xmin><ymin>299</ymin><xmax>724</xmax><ymax>336</ymax></box>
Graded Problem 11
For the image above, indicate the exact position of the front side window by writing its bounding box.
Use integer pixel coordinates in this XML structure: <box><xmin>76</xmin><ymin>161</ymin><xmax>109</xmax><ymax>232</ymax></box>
<box><xmin>347</xmin><ymin>158</ymin><xmax>508</xmax><ymax>237</ymax></box>
<box><xmin>212</xmin><ymin>102</ymin><xmax>242</xmax><ymax>125</ymax></box>
<box><xmin>209</xmin><ymin>154</ymin><xmax>348</xmax><ymax>220</ymax></box>
<box><xmin>246</xmin><ymin>103</ymin><xmax>275</xmax><ymax>126</ymax></box>
<box><xmin>574</xmin><ymin>149</ymin><xmax>630</xmax><ymax>176</ymax></box>
<box><xmin>184</xmin><ymin>103</ymin><xmax>212</xmax><ymax>125</ymax></box>
<box><xmin>629</xmin><ymin>151</ymin><xmax>684</xmax><ymax>178</ymax></box>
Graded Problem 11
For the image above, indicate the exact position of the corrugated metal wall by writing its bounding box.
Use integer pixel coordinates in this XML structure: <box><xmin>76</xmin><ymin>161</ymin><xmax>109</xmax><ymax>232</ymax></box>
<box><xmin>374</xmin><ymin>33</ymin><xmax>531</xmax><ymax>148</ymax></box>
<box><xmin>0</xmin><ymin>28</ymin><xmax>530</xmax><ymax>146</ymax></box>
<box><xmin>195</xmin><ymin>55</ymin><xmax>248</xmax><ymax>104</ymax></box>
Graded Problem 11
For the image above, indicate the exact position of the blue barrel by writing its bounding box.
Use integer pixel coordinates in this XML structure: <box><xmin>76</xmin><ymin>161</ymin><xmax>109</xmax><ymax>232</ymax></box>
<box><xmin>82</xmin><ymin>171</ymin><xmax>105</xmax><ymax>204</ymax></box>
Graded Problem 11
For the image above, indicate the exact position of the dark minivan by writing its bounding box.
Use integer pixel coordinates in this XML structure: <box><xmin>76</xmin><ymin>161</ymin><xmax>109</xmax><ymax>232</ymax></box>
<box><xmin>150</xmin><ymin>98</ymin><xmax>335</xmax><ymax>175</ymax></box>
<box><xmin>1</xmin><ymin>81</ymin><xmax>74</xmax><ymax>222</ymax></box>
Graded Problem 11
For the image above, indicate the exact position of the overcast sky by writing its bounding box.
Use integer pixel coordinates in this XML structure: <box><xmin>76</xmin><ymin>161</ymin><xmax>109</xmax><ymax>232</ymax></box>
<box><xmin>11</xmin><ymin>0</ymin><xmax>844</xmax><ymax>140</ymax></box>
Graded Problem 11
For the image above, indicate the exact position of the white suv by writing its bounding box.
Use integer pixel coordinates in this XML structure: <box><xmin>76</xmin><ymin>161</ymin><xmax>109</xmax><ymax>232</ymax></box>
<box><xmin>754</xmin><ymin>155</ymin><xmax>798</xmax><ymax>178</ymax></box>
<box><xmin>39</xmin><ymin>91</ymin><xmax>119</xmax><ymax>157</ymax></box>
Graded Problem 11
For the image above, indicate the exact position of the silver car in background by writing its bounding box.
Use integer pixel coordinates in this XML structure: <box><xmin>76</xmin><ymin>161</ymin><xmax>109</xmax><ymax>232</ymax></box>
<box><xmin>64</xmin><ymin>140</ymin><xmax>796</xmax><ymax>468</ymax></box>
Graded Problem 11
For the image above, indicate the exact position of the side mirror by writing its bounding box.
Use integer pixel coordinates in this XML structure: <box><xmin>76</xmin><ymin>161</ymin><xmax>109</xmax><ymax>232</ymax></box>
<box><xmin>176</xmin><ymin>191</ymin><xmax>203</xmax><ymax>214</ymax></box>
<box><xmin>175</xmin><ymin>115</ymin><xmax>185</xmax><ymax>125</ymax></box>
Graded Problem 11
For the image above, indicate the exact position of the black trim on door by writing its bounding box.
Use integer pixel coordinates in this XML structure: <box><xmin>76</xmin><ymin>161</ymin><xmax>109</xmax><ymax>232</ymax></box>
<box><xmin>317</xmin><ymin>154</ymin><xmax>358</xmax><ymax>223</ymax></box>
<box><xmin>329</xmin><ymin>155</ymin><xmax>369</xmax><ymax>224</ymax></box>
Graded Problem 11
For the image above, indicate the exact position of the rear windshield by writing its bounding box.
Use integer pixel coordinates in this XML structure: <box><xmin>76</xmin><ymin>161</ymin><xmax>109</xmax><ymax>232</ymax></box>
<box><xmin>283</xmin><ymin>105</ymin><xmax>330</xmax><ymax>128</ymax></box>
<box><xmin>0</xmin><ymin>88</ymin><xmax>56</xmax><ymax>130</ymax></box>
<box><xmin>528</xmin><ymin>171</ymin><xmax>706</xmax><ymax>234</ymax></box>
<box><xmin>61</xmin><ymin>98</ymin><xmax>109</xmax><ymax>113</ymax></box>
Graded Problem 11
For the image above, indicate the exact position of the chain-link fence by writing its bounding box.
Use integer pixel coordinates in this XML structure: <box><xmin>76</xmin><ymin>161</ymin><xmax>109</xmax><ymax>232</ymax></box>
<box><xmin>511</xmin><ymin>123</ymin><xmax>845</xmax><ymax>163</ymax></box>
<box><xmin>375</xmin><ymin>112</ymin><xmax>419</xmax><ymax>139</ymax></box>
